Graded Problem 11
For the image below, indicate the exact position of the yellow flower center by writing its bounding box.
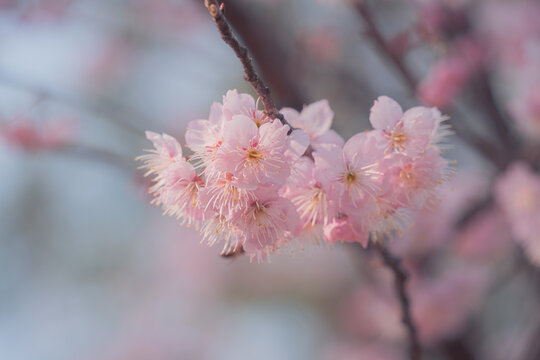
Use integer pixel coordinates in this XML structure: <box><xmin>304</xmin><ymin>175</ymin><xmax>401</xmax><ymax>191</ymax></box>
<box><xmin>248</xmin><ymin>149</ymin><xmax>263</xmax><ymax>159</ymax></box>
<box><xmin>346</xmin><ymin>171</ymin><xmax>357</xmax><ymax>183</ymax></box>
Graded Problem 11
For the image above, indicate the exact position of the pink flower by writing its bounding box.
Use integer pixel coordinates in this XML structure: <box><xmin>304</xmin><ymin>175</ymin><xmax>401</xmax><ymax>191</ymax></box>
<box><xmin>185</xmin><ymin>102</ymin><xmax>225</xmax><ymax>168</ymax></box>
<box><xmin>313</xmin><ymin>131</ymin><xmax>382</xmax><ymax>212</ymax></box>
<box><xmin>383</xmin><ymin>148</ymin><xmax>450</xmax><ymax>209</ymax></box>
<box><xmin>138</xmin><ymin>132</ymin><xmax>205</xmax><ymax>226</ymax></box>
<box><xmin>369</xmin><ymin>96</ymin><xmax>440</xmax><ymax>157</ymax></box>
<box><xmin>215</xmin><ymin>116</ymin><xmax>291</xmax><ymax>189</ymax></box>
<box><xmin>152</xmin><ymin>161</ymin><xmax>205</xmax><ymax>226</ymax></box>
<box><xmin>200</xmin><ymin>213</ymin><xmax>245</xmax><ymax>255</ymax></box>
<box><xmin>231</xmin><ymin>185</ymin><xmax>300</xmax><ymax>262</ymax></box>
<box><xmin>281</xmin><ymin>100</ymin><xmax>344</xmax><ymax>150</ymax></box>
<box><xmin>137</xmin><ymin>131</ymin><xmax>184</xmax><ymax>176</ymax></box>
<box><xmin>200</xmin><ymin>171</ymin><xmax>255</xmax><ymax>218</ymax></box>
<box><xmin>222</xmin><ymin>89</ymin><xmax>269</xmax><ymax>126</ymax></box>
<box><xmin>282</xmin><ymin>157</ymin><xmax>337</xmax><ymax>239</ymax></box>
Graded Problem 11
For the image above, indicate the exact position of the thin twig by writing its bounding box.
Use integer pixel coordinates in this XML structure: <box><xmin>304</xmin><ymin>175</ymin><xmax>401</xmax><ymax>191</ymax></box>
<box><xmin>56</xmin><ymin>143</ymin><xmax>135</xmax><ymax>172</ymax></box>
<box><xmin>203</xmin><ymin>0</ymin><xmax>286</xmax><ymax>124</ymax></box>
<box><xmin>372</xmin><ymin>241</ymin><xmax>422</xmax><ymax>360</ymax></box>
<box><xmin>0</xmin><ymin>71</ymin><xmax>146</xmax><ymax>138</ymax></box>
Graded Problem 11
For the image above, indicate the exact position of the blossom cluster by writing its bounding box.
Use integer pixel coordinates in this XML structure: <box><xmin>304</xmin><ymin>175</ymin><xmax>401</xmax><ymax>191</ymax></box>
<box><xmin>138</xmin><ymin>91</ymin><xmax>451</xmax><ymax>262</ymax></box>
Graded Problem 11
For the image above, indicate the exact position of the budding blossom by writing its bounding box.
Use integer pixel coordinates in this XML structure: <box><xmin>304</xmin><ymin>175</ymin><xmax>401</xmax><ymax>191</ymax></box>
<box><xmin>138</xmin><ymin>91</ymin><xmax>451</xmax><ymax>262</ymax></box>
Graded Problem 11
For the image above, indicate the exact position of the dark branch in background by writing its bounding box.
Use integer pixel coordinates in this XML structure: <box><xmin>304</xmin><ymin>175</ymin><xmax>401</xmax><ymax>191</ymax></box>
<box><xmin>0</xmin><ymin>71</ymin><xmax>146</xmax><ymax>138</ymax></box>
<box><xmin>222</xmin><ymin>1</ymin><xmax>307</xmax><ymax>109</ymax></box>
<box><xmin>441</xmin><ymin>337</ymin><xmax>475</xmax><ymax>360</ymax></box>
<box><xmin>58</xmin><ymin>143</ymin><xmax>135</xmax><ymax>172</ymax></box>
<box><xmin>526</xmin><ymin>324</ymin><xmax>540</xmax><ymax>360</ymax></box>
<box><xmin>203</xmin><ymin>0</ymin><xmax>286</xmax><ymax>124</ymax></box>
<box><xmin>474</xmin><ymin>72</ymin><xmax>514</xmax><ymax>163</ymax></box>
<box><xmin>354</xmin><ymin>1</ymin><xmax>417</xmax><ymax>90</ymax></box>
<box><xmin>372</xmin><ymin>241</ymin><xmax>422</xmax><ymax>360</ymax></box>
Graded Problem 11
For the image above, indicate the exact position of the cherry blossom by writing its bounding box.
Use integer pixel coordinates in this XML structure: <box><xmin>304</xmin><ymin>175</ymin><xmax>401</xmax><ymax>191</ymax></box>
<box><xmin>138</xmin><ymin>91</ymin><xmax>451</xmax><ymax>261</ymax></box>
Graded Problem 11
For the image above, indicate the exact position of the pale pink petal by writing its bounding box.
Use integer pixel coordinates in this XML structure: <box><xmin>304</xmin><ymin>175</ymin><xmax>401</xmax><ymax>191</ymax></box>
<box><xmin>401</xmin><ymin>106</ymin><xmax>437</xmax><ymax>156</ymax></box>
<box><xmin>145</xmin><ymin>131</ymin><xmax>183</xmax><ymax>159</ymax></box>
<box><xmin>208</xmin><ymin>102</ymin><xmax>225</xmax><ymax>125</ymax></box>
<box><xmin>300</xmin><ymin>99</ymin><xmax>334</xmax><ymax>137</ymax></box>
<box><xmin>222</xmin><ymin>89</ymin><xmax>256</xmax><ymax>120</ymax></box>
<box><xmin>222</xmin><ymin>115</ymin><xmax>258</xmax><ymax>147</ymax></box>
<box><xmin>287</xmin><ymin>129</ymin><xmax>310</xmax><ymax>158</ymax></box>
<box><xmin>280</xmin><ymin>107</ymin><xmax>301</xmax><ymax>128</ymax></box>
<box><xmin>185</xmin><ymin>119</ymin><xmax>213</xmax><ymax>153</ymax></box>
<box><xmin>369</xmin><ymin>96</ymin><xmax>403</xmax><ymax>130</ymax></box>
<box><xmin>313</xmin><ymin>145</ymin><xmax>344</xmax><ymax>185</ymax></box>
<box><xmin>313</xmin><ymin>128</ymin><xmax>344</xmax><ymax>149</ymax></box>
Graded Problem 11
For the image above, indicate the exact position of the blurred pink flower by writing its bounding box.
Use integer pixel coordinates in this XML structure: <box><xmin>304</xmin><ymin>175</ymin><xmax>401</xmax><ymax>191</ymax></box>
<box><xmin>390</xmin><ymin>170</ymin><xmax>491</xmax><ymax>258</ymax></box>
<box><xmin>417</xmin><ymin>37</ymin><xmax>485</xmax><ymax>109</ymax></box>
<box><xmin>509</xmin><ymin>83</ymin><xmax>540</xmax><ymax>141</ymax></box>
<box><xmin>477</xmin><ymin>0</ymin><xmax>540</xmax><ymax>66</ymax></box>
<box><xmin>1</xmin><ymin>116</ymin><xmax>75</xmax><ymax>151</ymax></box>
<box><xmin>411</xmin><ymin>266</ymin><xmax>489</xmax><ymax>345</ymax></box>
<box><xmin>455</xmin><ymin>208</ymin><xmax>512</xmax><ymax>261</ymax></box>
<box><xmin>297</xmin><ymin>27</ymin><xmax>342</xmax><ymax>64</ymax></box>
<box><xmin>417</xmin><ymin>57</ymin><xmax>468</xmax><ymax>109</ymax></box>
<box><xmin>340</xmin><ymin>285</ymin><xmax>404</xmax><ymax>342</ymax></box>
<box><xmin>495</xmin><ymin>162</ymin><xmax>540</xmax><ymax>265</ymax></box>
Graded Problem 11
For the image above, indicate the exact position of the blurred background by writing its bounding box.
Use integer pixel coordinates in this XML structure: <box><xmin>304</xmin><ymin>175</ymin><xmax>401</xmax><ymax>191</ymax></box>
<box><xmin>1</xmin><ymin>0</ymin><xmax>540</xmax><ymax>359</ymax></box>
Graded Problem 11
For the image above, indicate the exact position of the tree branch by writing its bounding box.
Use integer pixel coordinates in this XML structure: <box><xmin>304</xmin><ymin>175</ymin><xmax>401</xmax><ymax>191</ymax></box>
<box><xmin>372</xmin><ymin>241</ymin><xmax>422</xmax><ymax>360</ymax></box>
<box><xmin>354</xmin><ymin>1</ymin><xmax>417</xmax><ymax>91</ymax></box>
<box><xmin>203</xmin><ymin>0</ymin><xmax>286</xmax><ymax>124</ymax></box>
